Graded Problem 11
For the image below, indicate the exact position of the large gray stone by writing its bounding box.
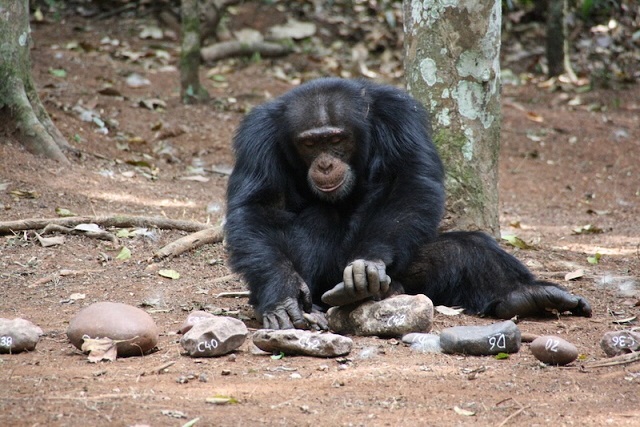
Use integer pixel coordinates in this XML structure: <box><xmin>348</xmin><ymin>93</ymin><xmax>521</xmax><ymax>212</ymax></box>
<box><xmin>67</xmin><ymin>302</ymin><xmax>158</xmax><ymax>357</ymax></box>
<box><xmin>180</xmin><ymin>317</ymin><xmax>248</xmax><ymax>357</ymax></box>
<box><xmin>440</xmin><ymin>320</ymin><xmax>521</xmax><ymax>355</ymax></box>
<box><xmin>600</xmin><ymin>330</ymin><xmax>640</xmax><ymax>357</ymax></box>
<box><xmin>0</xmin><ymin>318</ymin><xmax>43</xmax><ymax>353</ymax></box>
<box><xmin>252</xmin><ymin>329</ymin><xmax>352</xmax><ymax>357</ymax></box>
<box><xmin>327</xmin><ymin>294</ymin><xmax>433</xmax><ymax>337</ymax></box>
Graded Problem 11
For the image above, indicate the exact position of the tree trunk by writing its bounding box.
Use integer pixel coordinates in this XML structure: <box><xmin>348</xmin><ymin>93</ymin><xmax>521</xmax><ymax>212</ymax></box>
<box><xmin>180</xmin><ymin>0</ymin><xmax>210</xmax><ymax>104</ymax></box>
<box><xmin>403</xmin><ymin>1</ymin><xmax>502</xmax><ymax>237</ymax></box>
<box><xmin>0</xmin><ymin>0</ymin><xmax>69</xmax><ymax>163</ymax></box>
<box><xmin>547</xmin><ymin>0</ymin><xmax>565</xmax><ymax>77</ymax></box>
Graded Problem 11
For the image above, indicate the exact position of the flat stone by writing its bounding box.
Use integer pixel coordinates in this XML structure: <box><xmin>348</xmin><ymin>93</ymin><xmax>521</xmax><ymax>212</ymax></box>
<box><xmin>67</xmin><ymin>302</ymin><xmax>158</xmax><ymax>357</ymax></box>
<box><xmin>402</xmin><ymin>332</ymin><xmax>442</xmax><ymax>353</ymax></box>
<box><xmin>600</xmin><ymin>330</ymin><xmax>640</xmax><ymax>357</ymax></box>
<box><xmin>530</xmin><ymin>335</ymin><xmax>578</xmax><ymax>365</ymax></box>
<box><xmin>0</xmin><ymin>318</ymin><xmax>43</xmax><ymax>353</ymax></box>
<box><xmin>440</xmin><ymin>320</ymin><xmax>521</xmax><ymax>355</ymax></box>
<box><xmin>327</xmin><ymin>294</ymin><xmax>433</xmax><ymax>337</ymax></box>
<box><xmin>252</xmin><ymin>329</ymin><xmax>352</xmax><ymax>357</ymax></box>
<box><xmin>178</xmin><ymin>310</ymin><xmax>216</xmax><ymax>334</ymax></box>
<box><xmin>180</xmin><ymin>317</ymin><xmax>248</xmax><ymax>357</ymax></box>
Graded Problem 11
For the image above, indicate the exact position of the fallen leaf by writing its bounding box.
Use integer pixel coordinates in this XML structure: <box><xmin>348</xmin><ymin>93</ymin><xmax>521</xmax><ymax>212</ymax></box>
<box><xmin>587</xmin><ymin>253</ymin><xmax>602</xmax><ymax>265</ymax></box>
<box><xmin>573</xmin><ymin>224</ymin><xmax>603</xmax><ymax>235</ymax></box>
<box><xmin>179</xmin><ymin>175</ymin><xmax>210</xmax><ymax>182</ymax></box>
<box><xmin>81</xmin><ymin>337</ymin><xmax>118</xmax><ymax>363</ymax></box>
<box><xmin>435</xmin><ymin>305</ymin><xmax>464</xmax><ymax>316</ymax></box>
<box><xmin>74</xmin><ymin>223</ymin><xmax>102</xmax><ymax>233</ymax></box>
<box><xmin>565</xmin><ymin>269</ymin><xmax>585</xmax><ymax>281</ymax></box>
<box><xmin>453</xmin><ymin>406</ymin><xmax>475</xmax><ymax>416</ymax></box>
<box><xmin>182</xmin><ymin>418</ymin><xmax>200</xmax><ymax>427</ymax></box>
<box><xmin>205</xmin><ymin>395</ymin><xmax>238</xmax><ymax>405</ymax></box>
<box><xmin>159</xmin><ymin>269</ymin><xmax>180</xmax><ymax>280</ymax></box>
<box><xmin>161</xmin><ymin>410</ymin><xmax>186</xmax><ymax>419</ymax></box>
<box><xmin>55</xmin><ymin>207</ymin><xmax>76</xmax><ymax>217</ymax></box>
<box><xmin>526</xmin><ymin>111</ymin><xmax>544</xmax><ymax>123</ymax></box>
<box><xmin>116</xmin><ymin>246</ymin><xmax>132</xmax><ymax>260</ymax></box>
<box><xmin>69</xmin><ymin>293</ymin><xmax>86</xmax><ymax>301</ymax></box>
<box><xmin>501</xmin><ymin>235</ymin><xmax>534</xmax><ymax>250</ymax></box>
<box><xmin>49</xmin><ymin>68</ymin><xmax>67</xmax><ymax>78</ymax></box>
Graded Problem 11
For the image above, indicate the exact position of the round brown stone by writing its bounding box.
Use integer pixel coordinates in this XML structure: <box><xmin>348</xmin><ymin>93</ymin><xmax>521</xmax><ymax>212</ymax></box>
<box><xmin>67</xmin><ymin>302</ymin><xmax>158</xmax><ymax>357</ymax></box>
<box><xmin>530</xmin><ymin>335</ymin><xmax>578</xmax><ymax>366</ymax></box>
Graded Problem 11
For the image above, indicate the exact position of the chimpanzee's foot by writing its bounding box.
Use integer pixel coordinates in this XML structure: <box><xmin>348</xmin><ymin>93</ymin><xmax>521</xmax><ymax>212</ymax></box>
<box><xmin>490</xmin><ymin>285</ymin><xmax>592</xmax><ymax>319</ymax></box>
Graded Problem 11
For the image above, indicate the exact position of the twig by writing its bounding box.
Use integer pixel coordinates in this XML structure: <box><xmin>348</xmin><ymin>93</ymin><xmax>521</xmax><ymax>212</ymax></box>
<box><xmin>498</xmin><ymin>405</ymin><xmax>529</xmax><ymax>427</ymax></box>
<box><xmin>42</xmin><ymin>224</ymin><xmax>118</xmax><ymax>244</ymax></box>
<box><xmin>583</xmin><ymin>352</ymin><xmax>640</xmax><ymax>368</ymax></box>
<box><xmin>0</xmin><ymin>215</ymin><xmax>211</xmax><ymax>235</ymax></box>
<box><xmin>152</xmin><ymin>226</ymin><xmax>223</xmax><ymax>260</ymax></box>
<box><xmin>140</xmin><ymin>360</ymin><xmax>176</xmax><ymax>376</ymax></box>
<box><xmin>215</xmin><ymin>290</ymin><xmax>250</xmax><ymax>298</ymax></box>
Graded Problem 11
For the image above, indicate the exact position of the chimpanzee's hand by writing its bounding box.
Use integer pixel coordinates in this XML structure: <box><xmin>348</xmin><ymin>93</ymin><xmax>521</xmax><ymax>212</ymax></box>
<box><xmin>257</xmin><ymin>276</ymin><xmax>313</xmax><ymax>330</ymax></box>
<box><xmin>321</xmin><ymin>259</ymin><xmax>391</xmax><ymax>306</ymax></box>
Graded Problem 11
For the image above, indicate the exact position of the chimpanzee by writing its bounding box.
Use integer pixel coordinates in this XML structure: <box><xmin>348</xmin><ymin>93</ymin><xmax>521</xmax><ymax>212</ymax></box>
<box><xmin>225</xmin><ymin>78</ymin><xmax>592</xmax><ymax>330</ymax></box>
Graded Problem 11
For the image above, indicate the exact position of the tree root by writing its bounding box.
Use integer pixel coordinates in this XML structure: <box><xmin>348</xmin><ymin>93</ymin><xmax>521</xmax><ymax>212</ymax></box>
<box><xmin>583</xmin><ymin>351</ymin><xmax>640</xmax><ymax>369</ymax></box>
<box><xmin>152</xmin><ymin>226</ymin><xmax>223</xmax><ymax>261</ymax></box>
<box><xmin>0</xmin><ymin>215</ymin><xmax>211</xmax><ymax>235</ymax></box>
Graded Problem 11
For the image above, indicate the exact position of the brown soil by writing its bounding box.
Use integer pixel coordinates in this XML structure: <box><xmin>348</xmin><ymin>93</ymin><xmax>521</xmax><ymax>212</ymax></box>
<box><xmin>1</xmin><ymin>12</ymin><xmax>640</xmax><ymax>427</ymax></box>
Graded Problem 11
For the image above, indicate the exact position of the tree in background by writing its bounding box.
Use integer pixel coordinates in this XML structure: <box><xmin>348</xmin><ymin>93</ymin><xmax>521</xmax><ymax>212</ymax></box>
<box><xmin>0</xmin><ymin>0</ymin><xmax>70</xmax><ymax>163</ymax></box>
<box><xmin>403</xmin><ymin>1</ymin><xmax>502</xmax><ymax>236</ymax></box>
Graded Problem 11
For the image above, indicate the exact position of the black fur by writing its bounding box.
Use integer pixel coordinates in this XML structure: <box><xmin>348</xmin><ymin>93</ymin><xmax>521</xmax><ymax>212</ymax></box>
<box><xmin>225</xmin><ymin>78</ymin><xmax>591</xmax><ymax>328</ymax></box>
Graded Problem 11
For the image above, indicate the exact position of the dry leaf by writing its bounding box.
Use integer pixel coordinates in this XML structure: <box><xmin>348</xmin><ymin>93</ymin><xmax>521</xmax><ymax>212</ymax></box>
<box><xmin>435</xmin><ymin>305</ymin><xmax>465</xmax><ymax>316</ymax></box>
<box><xmin>81</xmin><ymin>337</ymin><xmax>118</xmax><ymax>363</ymax></box>
<box><xmin>526</xmin><ymin>111</ymin><xmax>544</xmax><ymax>123</ymax></box>
<box><xmin>35</xmin><ymin>233</ymin><xmax>65</xmax><ymax>247</ymax></box>
<box><xmin>565</xmin><ymin>269</ymin><xmax>585</xmax><ymax>281</ymax></box>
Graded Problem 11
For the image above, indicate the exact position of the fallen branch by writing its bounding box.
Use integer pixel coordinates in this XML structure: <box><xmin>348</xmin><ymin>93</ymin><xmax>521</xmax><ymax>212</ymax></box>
<box><xmin>153</xmin><ymin>226</ymin><xmax>223</xmax><ymax>261</ymax></box>
<box><xmin>42</xmin><ymin>224</ymin><xmax>118</xmax><ymax>244</ymax></box>
<box><xmin>583</xmin><ymin>351</ymin><xmax>640</xmax><ymax>368</ymax></box>
<box><xmin>201</xmin><ymin>40</ymin><xmax>292</xmax><ymax>62</ymax></box>
<box><xmin>0</xmin><ymin>215</ymin><xmax>211</xmax><ymax>235</ymax></box>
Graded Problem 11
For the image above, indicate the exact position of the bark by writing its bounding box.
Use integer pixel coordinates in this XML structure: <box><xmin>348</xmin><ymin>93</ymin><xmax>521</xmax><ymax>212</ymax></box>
<box><xmin>201</xmin><ymin>40</ymin><xmax>293</xmax><ymax>62</ymax></box>
<box><xmin>0</xmin><ymin>0</ymin><xmax>69</xmax><ymax>163</ymax></box>
<box><xmin>403</xmin><ymin>1</ymin><xmax>502</xmax><ymax>236</ymax></box>
<box><xmin>180</xmin><ymin>0</ymin><xmax>210</xmax><ymax>103</ymax></box>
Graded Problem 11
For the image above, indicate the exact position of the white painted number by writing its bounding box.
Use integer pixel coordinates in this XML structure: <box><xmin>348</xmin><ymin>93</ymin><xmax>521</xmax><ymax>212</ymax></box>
<box><xmin>197</xmin><ymin>339</ymin><xmax>219</xmax><ymax>352</ymax></box>
<box><xmin>0</xmin><ymin>336</ymin><xmax>13</xmax><ymax>347</ymax></box>
<box><xmin>386</xmin><ymin>314</ymin><xmax>406</xmax><ymax>327</ymax></box>
<box><xmin>612</xmin><ymin>336</ymin><xmax>636</xmax><ymax>348</ymax></box>
<box><xmin>545</xmin><ymin>338</ymin><xmax>559</xmax><ymax>352</ymax></box>
<box><xmin>488</xmin><ymin>333</ymin><xmax>506</xmax><ymax>350</ymax></box>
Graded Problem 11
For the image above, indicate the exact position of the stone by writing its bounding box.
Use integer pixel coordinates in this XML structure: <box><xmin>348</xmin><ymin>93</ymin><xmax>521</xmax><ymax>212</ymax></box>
<box><xmin>0</xmin><ymin>318</ymin><xmax>43</xmax><ymax>353</ymax></box>
<box><xmin>180</xmin><ymin>317</ymin><xmax>248</xmax><ymax>357</ymax></box>
<box><xmin>402</xmin><ymin>332</ymin><xmax>442</xmax><ymax>353</ymax></box>
<box><xmin>440</xmin><ymin>320</ymin><xmax>521</xmax><ymax>355</ymax></box>
<box><xmin>178</xmin><ymin>310</ymin><xmax>216</xmax><ymax>334</ymax></box>
<box><xmin>252</xmin><ymin>329</ymin><xmax>353</xmax><ymax>357</ymax></box>
<box><xmin>67</xmin><ymin>302</ymin><xmax>158</xmax><ymax>357</ymax></box>
<box><xmin>530</xmin><ymin>335</ymin><xmax>578</xmax><ymax>365</ymax></box>
<box><xmin>600</xmin><ymin>330</ymin><xmax>640</xmax><ymax>357</ymax></box>
<box><xmin>326</xmin><ymin>294</ymin><xmax>433</xmax><ymax>337</ymax></box>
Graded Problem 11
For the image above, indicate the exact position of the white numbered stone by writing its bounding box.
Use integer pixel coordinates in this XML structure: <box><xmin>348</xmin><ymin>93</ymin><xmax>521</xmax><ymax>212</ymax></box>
<box><xmin>327</xmin><ymin>294</ymin><xmax>433</xmax><ymax>337</ymax></box>
<box><xmin>178</xmin><ymin>310</ymin><xmax>216</xmax><ymax>334</ymax></box>
<box><xmin>252</xmin><ymin>329</ymin><xmax>353</xmax><ymax>357</ymax></box>
<box><xmin>600</xmin><ymin>331</ymin><xmax>640</xmax><ymax>357</ymax></box>
<box><xmin>0</xmin><ymin>318</ymin><xmax>43</xmax><ymax>353</ymax></box>
<box><xmin>180</xmin><ymin>317</ymin><xmax>248</xmax><ymax>357</ymax></box>
<box><xmin>67</xmin><ymin>302</ymin><xmax>158</xmax><ymax>357</ymax></box>
<box><xmin>440</xmin><ymin>320</ymin><xmax>521</xmax><ymax>355</ymax></box>
<box><xmin>530</xmin><ymin>335</ymin><xmax>578</xmax><ymax>365</ymax></box>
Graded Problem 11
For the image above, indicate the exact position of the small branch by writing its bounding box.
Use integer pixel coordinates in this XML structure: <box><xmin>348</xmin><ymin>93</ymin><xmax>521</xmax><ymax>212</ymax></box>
<box><xmin>0</xmin><ymin>215</ymin><xmax>211</xmax><ymax>235</ymax></box>
<box><xmin>583</xmin><ymin>352</ymin><xmax>640</xmax><ymax>369</ymax></box>
<box><xmin>201</xmin><ymin>40</ymin><xmax>293</xmax><ymax>62</ymax></box>
<box><xmin>42</xmin><ymin>224</ymin><xmax>118</xmax><ymax>244</ymax></box>
<box><xmin>153</xmin><ymin>226</ymin><xmax>223</xmax><ymax>261</ymax></box>
<box><xmin>215</xmin><ymin>291</ymin><xmax>250</xmax><ymax>298</ymax></box>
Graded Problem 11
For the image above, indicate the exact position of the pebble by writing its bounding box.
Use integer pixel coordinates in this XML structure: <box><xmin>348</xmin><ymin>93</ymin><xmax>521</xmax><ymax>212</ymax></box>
<box><xmin>252</xmin><ymin>329</ymin><xmax>353</xmax><ymax>357</ymax></box>
<box><xmin>600</xmin><ymin>330</ymin><xmax>640</xmax><ymax>357</ymax></box>
<box><xmin>0</xmin><ymin>318</ymin><xmax>43</xmax><ymax>353</ymax></box>
<box><xmin>180</xmin><ymin>317</ymin><xmax>248</xmax><ymax>357</ymax></box>
<box><xmin>67</xmin><ymin>302</ymin><xmax>158</xmax><ymax>357</ymax></box>
<box><xmin>530</xmin><ymin>335</ymin><xmax>578</xmax><ymax>365</ymax></box>
<box><xmin>327</xmin><ymin>294</ymin><xmax>433</xmax><ymax>337</ymax></box>
<box><xmin>440</xmin><ymin>320</ymin><xmax>521</xmax><ymax>355</ymax></box>
<box><xmin>177</xmin><ymin>310</ymin><xmax>216</xmax><ymax>334</ymax></box>
<box><xmin>402</xmin><ymin>332</ymin><xmax>442</xmax><ymax>353</ymax></box>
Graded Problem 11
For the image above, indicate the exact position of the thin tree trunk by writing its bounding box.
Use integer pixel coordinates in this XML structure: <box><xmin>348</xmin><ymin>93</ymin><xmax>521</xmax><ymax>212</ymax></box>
<box><xmin>403</xmin><ymin>1</ymin><xmax>502</xmax><ymax>236</ymax></box>
<box><xmin>180</xmin><ymin>0</ymin><xmax>210</xmax><ymax>103</ymax></box>
<box><xmin>0</xmin><ymin>0</ymin><xmax>69</xmax><ymax>163</ymax></box>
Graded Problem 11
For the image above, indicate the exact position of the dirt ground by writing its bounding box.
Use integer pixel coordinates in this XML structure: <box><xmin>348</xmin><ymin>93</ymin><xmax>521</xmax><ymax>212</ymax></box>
<box><xmin>1</xmin><ymin>10</ymin><xmax>639</xmax><ymax>427</ymax></box>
